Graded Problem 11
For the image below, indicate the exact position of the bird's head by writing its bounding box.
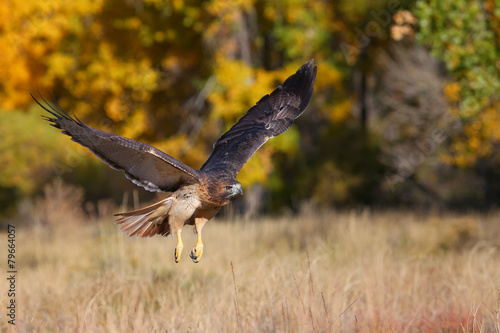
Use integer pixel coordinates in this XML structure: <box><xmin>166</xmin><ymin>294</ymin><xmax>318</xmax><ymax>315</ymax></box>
<box><xmin>222</xmin><ymin>181</ymin><xmax>243</xmax><ymax>199</ymax></box>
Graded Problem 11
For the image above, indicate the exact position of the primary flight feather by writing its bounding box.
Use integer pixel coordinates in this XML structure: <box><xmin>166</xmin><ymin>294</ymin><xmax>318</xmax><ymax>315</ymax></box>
<box><xmin>34</xmin><ymin>60</ymin><xmax>317</xmax><ymax>263</ymax></box>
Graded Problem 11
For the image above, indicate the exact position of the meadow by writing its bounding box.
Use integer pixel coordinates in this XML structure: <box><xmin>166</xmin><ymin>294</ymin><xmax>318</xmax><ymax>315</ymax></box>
<box><xmin>1</xmin><ymin>197</ymin><xmax>500</xmax><ymax>332</ymax></box>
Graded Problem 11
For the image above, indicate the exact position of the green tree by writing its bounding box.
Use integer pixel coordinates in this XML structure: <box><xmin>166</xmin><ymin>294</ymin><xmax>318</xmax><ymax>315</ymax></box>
<box><xmin>415</xmin><ymin>0</ymin><xmax>500</xmax><ymax>166</ymax></box>
<box><xmin>415</xmin><ymin>0</ymin><xmax>500</xmax><ymax>204</ymax></box>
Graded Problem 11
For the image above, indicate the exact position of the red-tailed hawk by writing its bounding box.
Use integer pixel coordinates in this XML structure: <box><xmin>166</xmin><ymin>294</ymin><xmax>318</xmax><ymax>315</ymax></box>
<box><xmin>34</xmin><ymin>60</ymin><xmax>317</xmax><ymax>263</ymax></box>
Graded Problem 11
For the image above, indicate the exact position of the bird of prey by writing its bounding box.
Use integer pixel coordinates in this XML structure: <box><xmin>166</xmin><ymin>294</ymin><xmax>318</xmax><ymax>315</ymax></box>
<box><xmin>33</xmin><ymin>60</ymin><xmax>317</xmax><ymax>263</ymax></box>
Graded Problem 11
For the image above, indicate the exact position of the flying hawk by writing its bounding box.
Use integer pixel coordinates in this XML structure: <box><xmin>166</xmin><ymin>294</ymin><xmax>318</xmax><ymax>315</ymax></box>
<box><xmin>33</xmin><ymin>60</ymin><xmax>317</xmax><ymax>263</ymax></box>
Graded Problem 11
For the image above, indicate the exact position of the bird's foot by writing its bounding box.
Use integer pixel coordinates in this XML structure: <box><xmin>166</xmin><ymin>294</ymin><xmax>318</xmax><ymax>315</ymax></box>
<box><xmin>174</xmin><ymin>245</ymin><xmax>183</xmax><ymax>263</ymax></box>
<box><xmin>189</xmin><ymin>244</ymin><xmax>204</xmax><ymax>263</ymax></box>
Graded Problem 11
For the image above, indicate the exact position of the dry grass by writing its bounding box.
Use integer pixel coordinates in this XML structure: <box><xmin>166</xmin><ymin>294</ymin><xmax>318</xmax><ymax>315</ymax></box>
<box><xmin>2</xmin><ymin>205</ymin><xmax>500</xmax><ymax>332</ymax></box>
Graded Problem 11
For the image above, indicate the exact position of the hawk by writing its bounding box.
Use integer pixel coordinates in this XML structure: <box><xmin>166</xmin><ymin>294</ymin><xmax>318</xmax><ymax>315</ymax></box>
<box><xmin>34</xmin><ymin>60</ymin><xmax>317</xmax><ymax>263</ymax></box>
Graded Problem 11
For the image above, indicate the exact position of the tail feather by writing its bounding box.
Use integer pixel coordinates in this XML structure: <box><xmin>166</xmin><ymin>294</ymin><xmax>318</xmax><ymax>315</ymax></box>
<box><xmin>136</xmin><ymin>221</ymin><xmax>161</xmax><ymax>237</ymax></box>
<box><xmin>114</xmin><ymin>197</ymin><xmax>173</xmax><ymax>237</ymax></box>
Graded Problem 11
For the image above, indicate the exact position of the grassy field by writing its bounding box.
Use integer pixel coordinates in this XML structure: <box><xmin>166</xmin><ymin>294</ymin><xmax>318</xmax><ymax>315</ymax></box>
<box><xmin>2</xmin><ymin>205</ymin><xmax>500</xmax><ymax>332</ymax></box>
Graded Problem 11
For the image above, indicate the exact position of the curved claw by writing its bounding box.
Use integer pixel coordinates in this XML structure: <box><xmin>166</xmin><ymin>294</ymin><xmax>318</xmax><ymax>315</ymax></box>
<box><xmin>190</xmin><ymin>245</ymin><xmax>203</xmax><ymax>263</ymax></box>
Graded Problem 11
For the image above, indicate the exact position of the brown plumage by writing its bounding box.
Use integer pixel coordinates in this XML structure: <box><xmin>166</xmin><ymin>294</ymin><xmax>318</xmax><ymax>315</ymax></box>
<box><xmin>34</xmin><ymin>60</ymin><xmax>317</xmax><ymax>263</ymax></box>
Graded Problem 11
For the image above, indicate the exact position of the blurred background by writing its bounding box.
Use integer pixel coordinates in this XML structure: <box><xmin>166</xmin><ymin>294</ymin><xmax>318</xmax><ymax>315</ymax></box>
<box><xmin>0</xmin><ymin>0</ymin><xmax>499</xmax><ymax>222</ymax></box>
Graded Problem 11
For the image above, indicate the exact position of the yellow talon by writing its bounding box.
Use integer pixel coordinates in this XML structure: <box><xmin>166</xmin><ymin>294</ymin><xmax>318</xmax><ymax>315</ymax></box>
<box><xmin>190</xmin><ymin>245</ymin><xmax>203</xmax><ymax>263</ymax></box>
<box><xmin>174</xmin><ymin>231</ymin><xmax>183</xmax><ymax>263</ymax></box>
<box><xmin>190</xmin><ymin>233</ymin><xmax>204</xmax><ymax>263</ymax></box>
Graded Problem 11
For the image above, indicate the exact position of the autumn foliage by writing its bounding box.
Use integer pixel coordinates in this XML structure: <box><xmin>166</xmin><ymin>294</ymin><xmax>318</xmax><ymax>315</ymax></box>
<box><xmin>0</xmin><ymin>0</ymin><xmax>499</xmax><ymax>213</ymax></box>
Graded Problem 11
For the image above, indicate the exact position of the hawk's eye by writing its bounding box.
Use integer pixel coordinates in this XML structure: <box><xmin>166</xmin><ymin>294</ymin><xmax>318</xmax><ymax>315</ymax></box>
<box><xmin>225</xmin><ymin>185</ymin><xmax>232</xmax><ymax>191</ymax></box>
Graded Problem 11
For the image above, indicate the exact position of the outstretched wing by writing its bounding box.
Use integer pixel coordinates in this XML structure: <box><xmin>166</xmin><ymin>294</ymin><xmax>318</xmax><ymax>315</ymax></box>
<box><xmin>200</xmin><ymin>59</ymin><xmax>317</xmax><ymax>178</ymax></box>
<box><xmin>33</xmin><ymin>94</ymin><xmax>203</xmax><ymax>192</ymax></box>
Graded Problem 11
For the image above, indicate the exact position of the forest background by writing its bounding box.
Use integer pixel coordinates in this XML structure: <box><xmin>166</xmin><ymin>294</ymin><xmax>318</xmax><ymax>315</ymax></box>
<box><xmin>0</xmin><ymin>0</ymin><xmax>499</xmax><ymax>218</ymax></box>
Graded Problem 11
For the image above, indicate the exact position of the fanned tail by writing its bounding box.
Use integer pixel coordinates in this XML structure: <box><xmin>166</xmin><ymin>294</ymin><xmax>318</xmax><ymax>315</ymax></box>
<box><xmin>114</xmin><ymin>197</ymin><xmax>173</xmax><ymax>237</ymax></box>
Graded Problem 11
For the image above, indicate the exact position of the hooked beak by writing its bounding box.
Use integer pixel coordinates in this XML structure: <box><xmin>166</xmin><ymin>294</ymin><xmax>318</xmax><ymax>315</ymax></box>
<box><xmin>234</xmin><ymin>184</ymin><xmax>243</xmax><ymax>196</ymax></box>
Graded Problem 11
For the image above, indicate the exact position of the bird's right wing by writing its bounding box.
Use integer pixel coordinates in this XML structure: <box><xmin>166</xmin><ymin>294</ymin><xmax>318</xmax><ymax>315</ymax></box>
<box><xmin>34</xmin><ymin>94</ymin><xmax>203</xmax><ymax>192</ymax></box>
<box><xmin>200</xmin><ymin>60</ymin><xmax>317</xmax><ymax>178</ymax></box>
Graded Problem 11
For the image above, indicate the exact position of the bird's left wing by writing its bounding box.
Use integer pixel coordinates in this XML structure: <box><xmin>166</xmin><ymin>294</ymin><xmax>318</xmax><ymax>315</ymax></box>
<box><xmin>200</xmin><ymin>60</ymin><xmax>317</xmax><ymax>178</ymax></box>
<box><xmin>33</xmin><ymin>94</ymin><xmax>203</xmax><ymax>192</ymax></box>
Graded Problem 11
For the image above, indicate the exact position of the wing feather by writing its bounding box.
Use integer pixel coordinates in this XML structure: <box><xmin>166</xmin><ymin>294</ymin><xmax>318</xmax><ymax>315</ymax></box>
<box><xmin>200</xmin><ymin>60</ymin><xmax>317</xmax><ymax>177</ymax></box>
<box><xmin>33</xmin><ymin>93</ymin><xmax>202</xmax><ymax>192</ymax></box>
